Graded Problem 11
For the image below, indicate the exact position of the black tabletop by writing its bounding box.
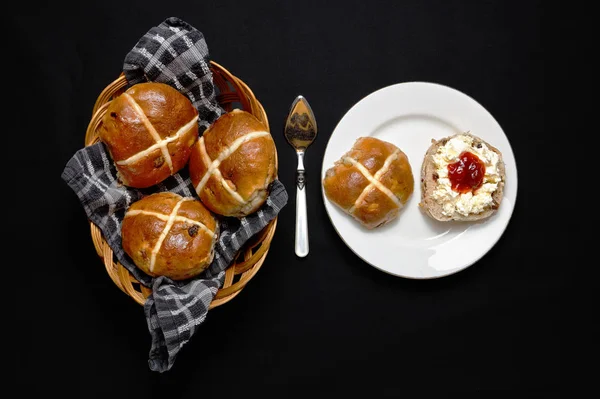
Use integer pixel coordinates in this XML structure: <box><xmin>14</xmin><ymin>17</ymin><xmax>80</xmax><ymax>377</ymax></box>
<box><xmin>12</xmin><ymin>1</ymin><xmax>563</xmax><ymax>397</ymax></box>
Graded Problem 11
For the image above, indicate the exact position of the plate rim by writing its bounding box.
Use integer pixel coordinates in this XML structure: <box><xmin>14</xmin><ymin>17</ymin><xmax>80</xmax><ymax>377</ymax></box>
<box><xmin>320</xmin><ymin>80</ymin><xmax>519</xmax><ymax>280</ymax></box>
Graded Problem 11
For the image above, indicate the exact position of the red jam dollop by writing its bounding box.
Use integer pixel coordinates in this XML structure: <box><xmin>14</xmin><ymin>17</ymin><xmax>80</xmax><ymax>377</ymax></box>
<box><xmin>448</xmin><ymin>151</ymin><xmax>485</xmax><ymax>194</ymax></box>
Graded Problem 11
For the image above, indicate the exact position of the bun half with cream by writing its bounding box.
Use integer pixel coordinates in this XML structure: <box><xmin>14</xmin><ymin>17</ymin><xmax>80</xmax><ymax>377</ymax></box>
<box><xmin>188</xmin><ymin>109</ymin><xmax>277</xmax><ymax>217</ymax></box>
<box><xmin>99</xmin><ymin>82</ymin><xmax>199</xmax><ymax>188</ymax></box>
<box><xmin>419</xmin><ymin>132</ymin><xmax>505</xmax><ymax>222</ymax></box>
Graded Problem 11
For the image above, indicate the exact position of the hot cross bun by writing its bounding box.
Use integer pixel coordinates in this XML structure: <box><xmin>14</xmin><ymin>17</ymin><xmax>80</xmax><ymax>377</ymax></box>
<box><xmin>323</xmin><ymin>137</ymin><xmax>414</xmax><ymax>229</ymax></box>
<box><xmin>188</xmin><ymin>109</ymin><xmax>277</xmax><ymax>217</ymax></box>
<box><xmin>121</xmin><ymin>192</ymin><xmax>218</xmax><ymax>280</ymax></box>
<box><xmin>99</xmin><ymin>82</ymin><xmax>199</xmax><ymax>188</ymax></box>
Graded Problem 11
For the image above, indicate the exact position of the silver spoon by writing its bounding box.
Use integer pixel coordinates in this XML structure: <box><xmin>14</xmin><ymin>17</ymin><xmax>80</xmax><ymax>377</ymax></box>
<box><xmin>284</xmin><ymin>95</ymin><xmax>318</xmax><ymax>257</ymax></box>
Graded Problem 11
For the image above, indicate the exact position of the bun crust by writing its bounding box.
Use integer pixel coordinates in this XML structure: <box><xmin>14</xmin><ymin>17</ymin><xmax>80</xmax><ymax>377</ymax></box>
<box><xmin>189</xmin><ymin>109</ymin><xmax>277</xmax><ymax>217</ymax></box>
<box><xmin>419</xmin><ymin>132</ymin><xmax>505</xmax><ymax>222</ymax></box>
<box><xmin>323</xmin><ymin>137</ymin><xmax>414</xmax><ymax>229</ymax></box>
<box><xmin>121</xmin><ymin>192</ymin><xmax>218</xmax><ymax>280</ymax></box>
<box><xmin>99</xmin><ymin>82</ymin><xmax>199</xmax><ymax>188</ymax></box>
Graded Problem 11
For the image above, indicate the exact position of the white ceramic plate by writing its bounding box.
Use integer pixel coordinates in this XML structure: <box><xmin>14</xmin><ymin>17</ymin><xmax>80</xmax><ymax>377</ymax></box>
<box><xmin>321</xmin><ymin>82</ymin><xmax>518</xmax><ymax>279</ymax></box>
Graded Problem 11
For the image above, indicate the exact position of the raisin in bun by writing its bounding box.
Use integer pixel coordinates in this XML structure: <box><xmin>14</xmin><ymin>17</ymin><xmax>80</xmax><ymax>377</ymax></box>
<box><xmin>189</xmin><ymin>109</ymin><xmax>277</xmax><ymax>217</ymax></box>
<box><xmin>121</xmin><ymin>192</ymin><xmax>218</xmax><ymax>280</ymax></box>
<box><xmin>419</xmin><ymin>132</ymin><xmax>505</xmax><ymax>222</ymax></box>
<box><xmin>99</xmin><ymin>82</ymin><xmax>199</xmax><ymax>188</ymax></box>
<box><xmin>323</xmin><ymin>137</ymin><xmax>414</xmax><ymax>229</ymax></box>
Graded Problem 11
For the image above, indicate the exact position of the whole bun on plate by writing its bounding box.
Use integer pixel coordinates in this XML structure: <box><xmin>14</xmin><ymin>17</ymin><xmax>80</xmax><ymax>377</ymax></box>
<box><xmin>99</xmin><ymin>82</ymin><xmax>199</xmax><ymax>188</ymax></box>
<box><xmin>323</xmin><ymin>136</ymin><xmax>414</xmax><ymax>229</ymax></box>
<box><xmin>189</xmin><ymin>109</ymin><xmax>277</xmax><ymax>217</ymax></box>
<box><xmin>419</xmin><ymin>132</ymin><xmax>505</xmax><ymax>221</ymax></box>
<box><xmin>121</xmin><ymin>192</ymin><xmax>218</xmax><ymax>280</ymax></box>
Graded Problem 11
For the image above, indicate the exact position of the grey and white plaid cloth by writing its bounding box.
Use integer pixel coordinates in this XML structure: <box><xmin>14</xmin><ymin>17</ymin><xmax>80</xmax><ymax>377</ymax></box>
<box><xmin>124</xmin><ymin>16</ymin><xmax>224</xmax><ymax>131</ymax></box>
<box><xmin>61</xmin><ymin>17</ymin><xmax>288</xmax><ymax>373</ymax></box>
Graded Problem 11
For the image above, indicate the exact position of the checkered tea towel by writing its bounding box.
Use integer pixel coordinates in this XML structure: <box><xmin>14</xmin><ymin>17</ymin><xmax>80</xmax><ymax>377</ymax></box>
<box><xmin>61</xmin><ymin>17</ymin><xmax>288</xmax><ymax>373</ymax></box>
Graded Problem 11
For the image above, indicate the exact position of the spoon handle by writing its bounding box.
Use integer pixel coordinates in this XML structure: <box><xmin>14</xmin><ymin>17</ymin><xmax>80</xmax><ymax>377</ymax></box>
<box><xmin>295</xmin><ymin>152</ymin><xmax>309</xmax><ymax>257</ymax></box>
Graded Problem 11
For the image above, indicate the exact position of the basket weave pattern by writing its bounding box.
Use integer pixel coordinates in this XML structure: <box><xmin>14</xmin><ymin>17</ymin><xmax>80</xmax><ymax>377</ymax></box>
<box><xmin>84</xmin><ymin>61</ymin><xmax>277</xmax><ymax>309</ymax></box>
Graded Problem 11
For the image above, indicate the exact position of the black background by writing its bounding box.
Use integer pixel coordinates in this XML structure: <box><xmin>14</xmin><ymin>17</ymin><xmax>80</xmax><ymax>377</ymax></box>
<box><xmin>11</xmin><ymin>1</ymin><xmax>565</xmax><ymax>397</ymax></box>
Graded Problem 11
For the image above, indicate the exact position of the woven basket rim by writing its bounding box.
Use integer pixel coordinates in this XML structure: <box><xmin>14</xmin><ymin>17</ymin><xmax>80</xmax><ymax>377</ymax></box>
<box><xmin>85</xmin><ymin>61</ymin><xmax>277</xmax><ymax>309</ymax></box>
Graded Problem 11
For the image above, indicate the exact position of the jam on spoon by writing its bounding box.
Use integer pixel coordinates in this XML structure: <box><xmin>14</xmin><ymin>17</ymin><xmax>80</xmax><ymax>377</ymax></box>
<box><xmin>448</xmin><ymin>151</ymin><xmax>485</xmax><ymax>194</ymax></box>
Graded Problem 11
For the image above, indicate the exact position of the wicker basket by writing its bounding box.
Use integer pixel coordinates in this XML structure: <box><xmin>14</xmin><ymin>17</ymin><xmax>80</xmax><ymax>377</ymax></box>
<box><xmin>84</xmin><ymin>61</ymin><xmax>277</xmax><ymax>309</ymax></box>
